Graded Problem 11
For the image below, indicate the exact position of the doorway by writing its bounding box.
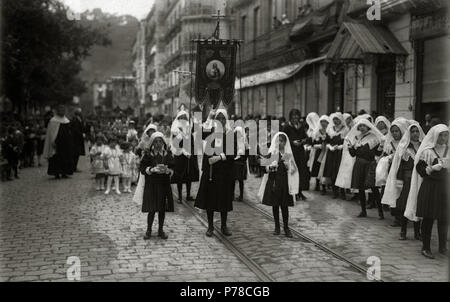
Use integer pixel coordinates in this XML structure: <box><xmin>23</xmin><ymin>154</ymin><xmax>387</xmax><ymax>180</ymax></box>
<box><xmin>377</xmin><ymin>55</ymin><xmax>396</xmax><ymax>119</ymax></box>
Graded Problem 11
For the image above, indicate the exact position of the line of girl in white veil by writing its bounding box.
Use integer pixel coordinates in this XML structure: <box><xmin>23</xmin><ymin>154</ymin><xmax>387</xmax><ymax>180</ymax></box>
<box><xmin>334</xmin><ymin>114</ymin><xmax>449</xmax><ymax>259</ymax></box>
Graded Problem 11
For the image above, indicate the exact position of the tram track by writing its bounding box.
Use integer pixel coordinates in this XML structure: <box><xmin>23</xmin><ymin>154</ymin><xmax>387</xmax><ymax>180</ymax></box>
<box><xmin>239</xmin><ymin>198</ymin><xmax>385</xmax><ymax>282</ymax></box>
<box><xmin>175</xmin><ymin>194</ymin><xmax>275</xmax><ymax>282</ymax></box>
<box><xmin>174</xmin><ymin>190</ymin><xmax>384</xmax><ymax>282</ymax></box>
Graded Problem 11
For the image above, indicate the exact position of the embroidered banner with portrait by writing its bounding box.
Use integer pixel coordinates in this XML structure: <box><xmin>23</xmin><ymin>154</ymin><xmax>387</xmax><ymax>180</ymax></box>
<box><xmin>195</xmin><ymin>40</ymin><xmax>237</xmax><ymax>108</ymax></box>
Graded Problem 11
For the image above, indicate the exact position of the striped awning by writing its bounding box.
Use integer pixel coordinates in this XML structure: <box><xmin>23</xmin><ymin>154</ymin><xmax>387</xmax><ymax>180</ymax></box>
<box><xmin>235</xmin><ymin>56</ymin><xmax>326</xmax><ymax>90</ymax></box>
<box><xmin>327</xmin><ymin>22</ymin><xmax>408</xmax><ymax>61</ymax></box>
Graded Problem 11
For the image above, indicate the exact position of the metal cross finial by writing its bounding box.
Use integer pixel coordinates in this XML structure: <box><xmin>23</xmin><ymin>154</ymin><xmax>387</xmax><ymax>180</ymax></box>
<box><xmin>211</xmin><ymin>9</ymin><xmax>226</xmax><ymax>40</ymax></box>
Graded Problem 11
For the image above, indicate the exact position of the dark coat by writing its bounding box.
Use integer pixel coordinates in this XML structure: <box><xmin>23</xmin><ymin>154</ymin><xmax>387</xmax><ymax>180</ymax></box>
<box><xmin>71</xmin><ymin>116</ymin><xmax>85</xmax><ymax>156</ymax></box>
<box><xmin>140</xmin><ymin>151</ymin><xmax>175</xmax><ymax>213</ymax></box>
<box><xmin>195</xmin><ymin>130</ymin><xmax>236</xmax><ymax>212</ymax></box>
<box><xmin>47</xmin><ymin>123</ymin><xmax>75</xmax><ymax>176</ymax></box>
<box><xmin>282</xmin><ymin>123</ymin><xmax>310</xmax><ymax>190</ymax></box>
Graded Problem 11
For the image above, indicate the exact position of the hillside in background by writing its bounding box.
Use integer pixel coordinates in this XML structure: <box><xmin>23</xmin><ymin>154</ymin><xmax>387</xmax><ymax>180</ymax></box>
<box><xmin>78</xmin><ymin>9</ymin><xmax>139</xmax><ymax>111</ymax></box>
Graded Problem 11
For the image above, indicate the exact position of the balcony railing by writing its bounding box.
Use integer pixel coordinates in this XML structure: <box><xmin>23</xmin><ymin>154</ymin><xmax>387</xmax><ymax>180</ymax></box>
<box><xmin>240</xmin><ymin>24</ymin><xmax>294</xmax><ymax>63</ymax></box>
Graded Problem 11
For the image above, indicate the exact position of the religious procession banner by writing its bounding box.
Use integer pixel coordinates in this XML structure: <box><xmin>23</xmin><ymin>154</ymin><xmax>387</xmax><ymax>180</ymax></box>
<box><xmin>195</xmin><ymin>40</ymin><xmax>237</xmax><ymax>109</ymax></box>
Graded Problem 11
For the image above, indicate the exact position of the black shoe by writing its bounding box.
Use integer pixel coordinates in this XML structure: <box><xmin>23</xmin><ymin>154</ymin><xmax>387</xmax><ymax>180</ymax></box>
<box><xmin>55</xmin><ymin>175</ymin><xmax>61</xmax><ymax>180</ymax></box>
<box><xmin>421</xmin><ymin>250</ymin><xmax>434</xmax><ymax>259</ymax></box>
<box><xmin>299</xmin><ymin>193</ymin><xmax>307</xmax><ymax>201</ymax></box>
<box><xmin>439</xmin><ymin>248</ymin><xmax>448</xmax><ymax>256</ymax></box>
<box><xmin>158</xmin><ymin>230</ymin><xmax>168</xmax><ymax>240</ymax></box>
<box><xmin>186</xmin><ymin>196</ymin><xmax>194</xmax><ymax>202</ymax></box>
<box><xmin>206</xmin><ymin>228</ymin><xmax>214</xmax><ymax>237</ymax></box>
<box><xmin>61</xmin><ymin>175</ymin><xmax>69</xmax><ymax>179</ymax></box>
<box><xmin>221</xmin><ymin>226</ymin><xmax>232</xmax><ymax>236</ymax></box>
<box><xmin>236</xmin><ymin>196</ymin><xmax>243</xmax><ymax>202</ymax></box>
<box><xmin>143</xmin><ymin>231</ymin><xmax>151</xmax><ymax>240</ymax></box>
<box><xmin>284</xmin><ymin>228</ymin><xmax>293</xmax><ymax>238</ymax></box>
<box><xmin>390</xmin><ymin>221</ymin><xmax>401</xmax><ymax>227</ymax></box>
<box><xmin>399</xmin><ymin>233</ymin><xmax>407</xmax><ymax>240</ymax></box>
<box><xmin>177</xmin><ymin>199</ymin><xmax>182</xmax><ymax>204</ymax></box>
<box><xmin>273</xmin><ymin>226</ymin><xmax>281</xmax><ymax>236</ymax></box>
<box><xmin>378</xmin><ymin>213</ymin><xmax>385</xmax><ymax>220</ymax></box>
<box><xmin>414</xmin><ymin>233</ymin><xmax>422</xmax><ymax>241</ymax></box>
<box><xmin>357</xmin><ymin>212</ymin><xmax>367</xmax><ymax>218</ymax></box>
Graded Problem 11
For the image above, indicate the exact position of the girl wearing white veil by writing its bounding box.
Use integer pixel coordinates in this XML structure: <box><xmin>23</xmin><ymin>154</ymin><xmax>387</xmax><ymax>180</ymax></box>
<box><xmin>382</xmin><ymin>123</ymin><xmax>424</xmax><ymax>240</ymax></box>
<box><xmin>404</xmin><ymin>124</ymin><xmax>449</xmax><ymax>259</ymax></box>
<box><xmin>257</xmin><ymin>132</ymin><xmax>299</xmax><ymax>238</ymax></box>
<box><xmin>335</xmin><ymin>114</ymin><xmax>372</xmax><ymax>193</ymax></box>
<box><xmin>343</xmin><ymin>113</ymin><xmax>354</xmax><ymax>129</ymax></box>
<box><xmin>170</xmin><ymin>110</ymin><xmax>199</xmax><ymax>203</ymax></box>
<box><xmin>305</xmin><ymin>112</ymin><xmax>320</xmax><ymax>170</ymax></box>
<box><xmin>195</xmin><ymin>109</ymin><xmax>235</xmax><ymax>237</ymax></box>
<box><xmin>232</xmin><ymin>126</ymin><xmax>249</xmax><ymax>202</ymax></box>
<box><xmin>132</xmin><ymin>123</ymin><xmax>158</xmax><ymax>205</ymax></box>
<box><xmin>323</xmin><ymin>112</ymin><xmax>349</xmax><ymax>199</ymax></box>
<box><xmin>376</xmin><ymin>117</ymin><xmax>411</xmax><ymax>224</ymax></box>
<box><xmin>308</xmin><ymin>115</ymin><xmax>330</xmax><ymax>194</ymax></box>
<box><xmin>348</xmin><ymin>118</ymin><xmax>385</xmax><ymax>219</ymax></box>
<box><xmin>375</xmin><ymin>116</ymin><xmax>391</xmax><ymax>136</ymax></box>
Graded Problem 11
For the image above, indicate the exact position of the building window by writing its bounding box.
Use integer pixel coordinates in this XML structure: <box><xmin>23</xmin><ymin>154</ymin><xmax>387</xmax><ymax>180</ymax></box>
<box><xmin>253</xmin><ymin>7</ymin><xmax>260</xmax><ymax>39</ymax></box>
<box><xmin>241</xmin><ymin>15</ymin><xmax>247</xmax><ymax>41</ymax></box>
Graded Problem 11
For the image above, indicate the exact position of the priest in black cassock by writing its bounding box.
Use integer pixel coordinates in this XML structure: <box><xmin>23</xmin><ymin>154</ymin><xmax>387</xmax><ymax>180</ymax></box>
<box><xmin>71</xmin><ymin>108</ymin><xmax>86</xmax><ymax>172</ymax></box>
<box><xmin>43</xmin><ymin>105</ymin><xmax>75</xmax><ymax>179</ymax></box>
<box><xmin>195</xmin><ymin>109</ymin><xmax>236</xmax><ymax>237</ymax></box>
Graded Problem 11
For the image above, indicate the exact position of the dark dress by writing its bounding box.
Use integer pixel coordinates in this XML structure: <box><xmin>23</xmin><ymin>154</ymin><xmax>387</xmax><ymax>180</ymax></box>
<box><xmin>171</xmin><ymin>134</ymin><xmax>199</xmax><ymax>184</ymax></box>
<box><xmin>71</xmin><ymin>117</ymin><xmax>86</xmax><ymax>156</ymax></box>
<box><xmin>323</xmin><ymin>134</ymin><xmax>344</xmax><ymax>183</ymax></box>
<box><xmin>195</xmin><ymin>130</ymin><xmax>235</xmax><ymax>213</ymax></box>
<box><xmin>349</xmin><ymin>140</ymin><xmax>379</xmax><ymax>190</ymax></box>
<box><xmin>309</xmin><ymin>135</ymin><xmax>326</xmax><ymax>178</ymax></box>
<box><xmin>262</xmin><ymin>154</ymin><xmax>294</xmax><ymax>207</ymax></box>
<box><xmin>48</xmin><ymin>123</ymin><xmax>75</xmax><ymax>176</ymax></box>
<box><xmin>140</xmin><ymin>151</ymin><xmax>175</xmax><ymax>213</ymax></box>
<box><xmin>233</xmin><ymin>143</ymin><xmax>248</xmax><ymax>181</ymax></box>
<box><xmin>282</xmin><ymin>123</ymin><xmax>310</xmax><ymax>190</ymax></box>
<box><xmin>416</xmin><ymin>152</ymin><xmax>448</xmax><ymax>221</ymax></box>
<box><xmin>395</xmin><ymin>154</ymin><xmax>415</xmax><ymax>214</ymax></box>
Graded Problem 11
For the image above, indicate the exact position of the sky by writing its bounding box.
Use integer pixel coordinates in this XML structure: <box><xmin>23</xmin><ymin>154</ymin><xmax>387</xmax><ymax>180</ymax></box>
<box><xmin>61</xmin><ymin>0</ymin><xmax>155</xmax><ymax>19</ymax></box>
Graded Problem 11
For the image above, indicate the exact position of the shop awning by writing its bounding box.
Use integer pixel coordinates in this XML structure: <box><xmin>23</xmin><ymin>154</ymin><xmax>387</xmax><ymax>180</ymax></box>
<box><xmin>327</xmin><ymin>22</ymin><xmax>408</xmax><ymax>61</ymax></box>
<box><xmin>235</xmin><ymin>56</ymin><xmax>326</xmax><ymax>90</ymax></box>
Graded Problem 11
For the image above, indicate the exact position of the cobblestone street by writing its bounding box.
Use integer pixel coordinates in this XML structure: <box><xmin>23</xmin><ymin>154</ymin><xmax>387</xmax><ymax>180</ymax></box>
<box><xmin>0</xmin><ymin>156</ymin><xmax>448</xmax><ymax>282</ymax></box>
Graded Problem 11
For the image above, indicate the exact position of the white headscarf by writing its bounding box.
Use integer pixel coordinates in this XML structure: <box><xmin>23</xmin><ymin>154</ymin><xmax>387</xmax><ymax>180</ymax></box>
<box><xmin>133</xmin><ymin>131</ymin><xmax>167</xmax><ymax>205</ymax></box>
<box><xmin>335</xmin><ymin>116</ymin><xmax>378</xmax><ymax>189</ymax></box>
<box><xmin>355</xmin><ymin>113</ymin><xmax>372</xmax><ymax>124</ymax></box>
<box><xmin>327</xmin><ymin>112</ymin><xmax>349</xmax><ymax>138</ymax></box>
<box><xmin>171</xmin><ymin>110</ymin><xmax>190</xmax><ymax>135</ymax></box>
<box><xmin>313</xmin><ymin>115</ymin><xmax>330</xmax><ymax>140</ymax></box>
<box><xmin>170</xmin><ymin>110</ymin><xmax>191</xmax><ymax>152</ymax></box>
<box><xmin>381</xmin><ymin>123</ymin><xmax>425</xmax><ymax>207</ymax></box>
<box><xmin>306</xmin><ymin>112</ymin><xmax>320</xmax><ymax>138</ymax></box>
<box><xmin>375</xmin><ymin>116</ymin><xmax>391</xmax><ymax>135</ymax></box>
<box><xmin>214</xmin><ymin>109</ymin><xmax>230</xmax><ymax>132</ymax></box>
<box><xmin>257</xmin><ymin>132</ymin><xmax>299</xmax><ymax>203</ymax></box>
<box><xmin>345</xmin><ymin>118</ymin><xmax>383</xmax><ymax>149</ymax></box>
<box><xmin>343</xmin><ymin>113</ymin><xmax>353</xmax><ymax>128</ymax></box>
<box><xmin>149</xmin><ymin>131</ymin><xmax>167</xmax><ymax>153</ymax></box>
<box><xmin>234</xmin><ymin>126</ymin><xmax>247</xmax><ymax>156</ymax></box>
<box><xmin>404</xmin><ymin>124</ymin><xmax>449</xmax><ymax>221</ymax></box>
<box><xmin>383</xmin><ymin>117</ymin><xmax>410</xmax><ymax>154</ymax></box>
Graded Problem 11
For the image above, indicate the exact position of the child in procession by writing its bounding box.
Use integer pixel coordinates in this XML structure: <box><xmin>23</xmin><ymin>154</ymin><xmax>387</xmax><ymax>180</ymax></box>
<box><xmin>140</xmin><ymin>132</ymin><xmax>175</xmax><ymax>240</ymax></box>
<box><xmin>90</xmin><ymin>136</ymin><xmax>106</xmax><ymax>191</ymax></box>
<box><xmin>103</xmin><ymin>138</ymin><xmax>123</xmax><ymax>195</ymax></box>
<box><xmin>258</xmin><ymin>132</ymin><xmax>299</xmax><ymax>238</ymax></box>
